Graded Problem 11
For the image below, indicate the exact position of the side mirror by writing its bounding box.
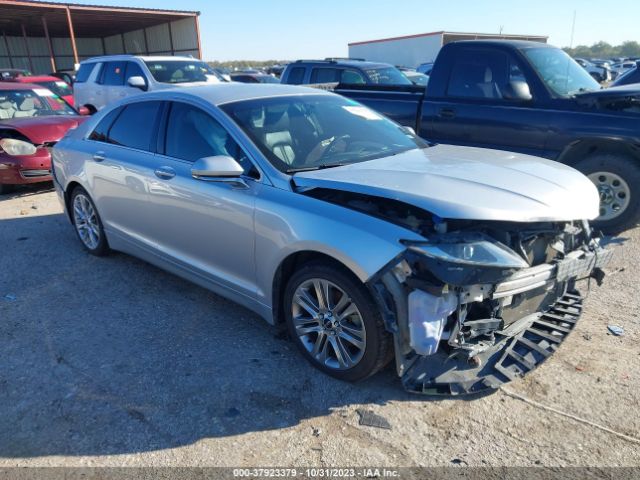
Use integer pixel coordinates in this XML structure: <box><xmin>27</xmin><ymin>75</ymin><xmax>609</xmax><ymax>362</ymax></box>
<box><xmin>400</xmin><ymin>125</ymin><xmax>416</xmax><ymax>136</ymax></box>
<box><xmin>503</xmin><ymin>80</ymin><xmax>532</xmax><ymax>102</ymax></box>
<box><xmin>191</xmin><ymin>156</ymin><xmax>244</xmax><ymax>178</ymax></box>
<box><xmin>127</xmin><ymin>76</ymin><xmax>147</xmax><ymax>91</ymax></box>
<box><xmin>77</xmin><ymin>106</ymin><xmax>91</xmax><ymax>116</ymax></box>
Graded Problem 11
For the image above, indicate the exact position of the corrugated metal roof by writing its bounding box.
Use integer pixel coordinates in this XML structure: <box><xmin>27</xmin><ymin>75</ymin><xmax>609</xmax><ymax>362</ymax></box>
<box><xmin>0</xmin><ymin>0</ymin><xmax>199</xmax><ymax>16</ymax></box>
<box><xmin>349</xmin><ymin>31</ymin><xmax>548</xmax><ymax>46</ymax></box>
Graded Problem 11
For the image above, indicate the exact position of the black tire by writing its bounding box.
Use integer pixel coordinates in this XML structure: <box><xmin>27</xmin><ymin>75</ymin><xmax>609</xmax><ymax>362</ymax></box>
<box><xmin>573</xmin><ymin>154</ymin><xmax>640</xmax><ymax>234</ymax></box>
<box><xmin>284</xmin><ymin>261</ymin><xmax>393</xmax><ymax>382</ymax></box>
<box><xmin>70</xmin><ymin>186</ymin><xmax>110</xmax><ymax>256</ymax></box>
<box><xmin>0</xmin><ymin>183</ymin><xmax>15</xmax><ymax>195</ymax></box>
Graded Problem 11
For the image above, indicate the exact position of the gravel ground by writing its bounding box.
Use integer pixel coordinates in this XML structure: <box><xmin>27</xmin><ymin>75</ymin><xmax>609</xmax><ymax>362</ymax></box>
<box><xmin>0</xmin><ymin>185</ymin><xmax>638</xmax><ymax>468</ymax></box>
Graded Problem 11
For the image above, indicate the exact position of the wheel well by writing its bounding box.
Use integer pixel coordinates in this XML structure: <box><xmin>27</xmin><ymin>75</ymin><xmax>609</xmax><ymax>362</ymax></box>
<box><xmin>558</xmin><ymin>139</ymin><xmax>640</xmax><ymax>167</ymax></box>
<box><xmin>83</xmin><ymin>104</ymin><xmax>97</xmax><ymax>114</ymax></box>
<box><xmin>63</xmin><ymin>181</ymin><xmax>83</xmax><ymax>220</ymax></box>
<box><xmin>271</xmin><ymin>251</ymin><xmax>359</xmax><ymax>324</ymax></box>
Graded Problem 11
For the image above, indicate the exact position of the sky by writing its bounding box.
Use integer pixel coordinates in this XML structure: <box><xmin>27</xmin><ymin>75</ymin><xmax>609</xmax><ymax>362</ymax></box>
<box><xmin>52</xmin><ymin>0</ymin><xmax>639</xmax><ymax>61</ymax></box>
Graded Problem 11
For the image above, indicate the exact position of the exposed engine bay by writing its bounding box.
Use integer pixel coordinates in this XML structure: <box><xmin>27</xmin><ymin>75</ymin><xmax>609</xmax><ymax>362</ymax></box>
<box><xmin>304</xmin><ymin>188</ymin><xmax>613</xmax><ymax>394</ymax></box>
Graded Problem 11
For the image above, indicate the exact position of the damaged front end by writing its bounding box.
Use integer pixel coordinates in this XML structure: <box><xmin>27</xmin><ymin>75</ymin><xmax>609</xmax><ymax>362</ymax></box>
<box><xmin>368</xmin><ymin>219</ymin><xmax>613</xmax><ymax>395</ymax></box>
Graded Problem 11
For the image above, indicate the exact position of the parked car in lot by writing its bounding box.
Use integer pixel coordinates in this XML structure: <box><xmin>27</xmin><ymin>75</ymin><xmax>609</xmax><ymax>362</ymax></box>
<box><xmin>329</xmin><ymin>40</ymin><xmax>640</xmax><ymax>232</ymax></box>
<box><xmin>398</xmin><ymin>68</ymin><xmax>429</xmax><ymax>86</ymax></box>
<box><xmin>609</xmin><ymin>61</ymin><xmax>636</xmax><ymax>80</ymax></box>
<box><xmin>0</xmin><ymin>83</ymin><xmax>88</xmax><ymax>194</ymax></box>
<box><xmin>52</xmin><ymin>84</ymin><xmax>611</xmax><ymax>394</ymax></box>
<box><xmin>611</xmin><ymin>62</ymin><xmax>640</xmax><ymax>87</ymax></box>
<box><xmin>73</xmin><ymin>55</ymin><xmax>225</xmax><ymax>112</ymax></box>
<box><xmin>416</xmin><ymin>62</ymin><xmax>435</xmax><ymax>76</ymax></box>
<box><xmin>230</xmin><ymin>72</ymin><xmax>280</xmax><ymax>84</ymax></box>
<box><xmin>575</xmin><ymin>58</ymin><xmax>611</xmax><ymax>82</ymax></box>
<box><xmin>281</xmin><ymin>58</ymin><xmax>413</xmax><ymax>86</ymax></box>
<box><xmin>7</xmin><ymin>75</ymin><xmax>74</xmax><ymax>105</ymax></box>
<box><xmin>0</xmin><ymin>68</ymin><xmax>32</xmax><ymax>81</ymax></box>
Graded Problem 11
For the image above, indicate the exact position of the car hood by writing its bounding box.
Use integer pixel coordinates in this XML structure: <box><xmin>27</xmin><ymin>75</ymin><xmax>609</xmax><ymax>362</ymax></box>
<box><xmin>0</xmin><ymin>115</ymin><xmax>87</xmax><ymax>144</ymax></box>
<box><xmin>292</xmin><ymin>145</ymin><xmax>600</xmax><ymax>222</ymax></box>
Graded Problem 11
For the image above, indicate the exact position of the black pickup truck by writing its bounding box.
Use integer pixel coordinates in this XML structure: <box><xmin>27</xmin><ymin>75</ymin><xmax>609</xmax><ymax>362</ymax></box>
<box><xmin>331</xmin><ymin>40</ymin><xmax>640</xmax><ymax>232</ymax></box>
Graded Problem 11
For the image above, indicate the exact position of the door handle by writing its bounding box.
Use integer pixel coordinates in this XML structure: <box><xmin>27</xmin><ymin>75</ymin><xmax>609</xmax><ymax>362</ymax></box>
<box><xmin>93</xmin><ymin>151</ymin><xmax>106</xmax><ymax>162</ymax></box>
<box><xmin>438</xmin><ymin>108</ymin><xmax>456</xmax><ymax>119</ymax></box>
<box><xmin>154</xmin><ymin>166</ymin><xmax>176</xmax><ymax>180</ymax></box>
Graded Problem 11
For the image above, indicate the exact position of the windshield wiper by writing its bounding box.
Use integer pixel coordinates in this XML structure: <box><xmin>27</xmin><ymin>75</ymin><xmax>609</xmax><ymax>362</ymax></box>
<box><xmin>286</xmin><ymin>163</ymin><xmax>349</xmax><ymax>174</ymax></box>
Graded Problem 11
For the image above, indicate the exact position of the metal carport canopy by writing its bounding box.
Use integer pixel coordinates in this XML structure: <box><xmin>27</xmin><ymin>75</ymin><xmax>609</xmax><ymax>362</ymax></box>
<box><xmin>0</xmin><ymin>0</ymin><xmax>201</xmax><ymax>70</ymax></box>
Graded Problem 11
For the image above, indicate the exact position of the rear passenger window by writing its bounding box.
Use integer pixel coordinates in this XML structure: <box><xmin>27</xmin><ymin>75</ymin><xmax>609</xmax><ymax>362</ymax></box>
<box><xmin>286</xmin><ymin>67</ymin><xmax>305</xmax><ymax>84</ymax></box>
<box><xmin>107</xmin><ymin>101</ymin><xmax>161</xmax><ymax>150</ymax></box>
<box><xmin>75</xmin><ymin>63</ymin><xmax>95</xmax><ymax>83</ymax></box>
<box><xmin>164</xmin><ymin>102</ymin><xmax>258</xmax><ymax>177</ymax></box>
<box><xmin>88</xmin><ymin>107</ymin><xmax>122</xmax><ymax>142</ymax></box>
<box><xmin>101</xmin><ymin>61</ymin><xmax>126</xmax><ymax>86</ymax></box>
<box><xmin>310</xmin><ymin>68</ymin><xmax>340</xmax><ymax>83</ymax></box>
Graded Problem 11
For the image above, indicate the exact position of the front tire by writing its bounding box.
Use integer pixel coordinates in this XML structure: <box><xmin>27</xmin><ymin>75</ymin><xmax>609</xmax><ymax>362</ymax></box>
<box><xmin>284</xmin><ymin>262</ymin><xmax>393</xmax><ymax>382</ymax></box>
<box><xmin>70</xmin><ymin>186</ymin><xmax>109</xmax><ymax>256</ymax></box>
<box><xmin>574</xmin><ymin>154</ymin><xmax>640</xmax><ymax>233</ymax></box>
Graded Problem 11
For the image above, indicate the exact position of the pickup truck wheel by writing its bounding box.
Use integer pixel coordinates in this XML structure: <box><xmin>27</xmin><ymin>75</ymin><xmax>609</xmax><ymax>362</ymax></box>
<box><xmin>575</xmin><ymin>154</ymin><xmax>640</xmax><ymax>233</ymax></box>
<box><xmin>284</xmin><ymin>262</ymin><xmax>393</xmax><ymax>382</ymax></box>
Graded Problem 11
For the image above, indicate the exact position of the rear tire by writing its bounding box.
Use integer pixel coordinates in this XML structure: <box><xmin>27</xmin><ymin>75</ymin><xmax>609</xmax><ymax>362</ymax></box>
<box><xmin>0</xmin><ymin>183</ymin><xmax>15</xmax><ymax>195</ymax></box>
<box><xmin>70</xmin><ymin>186</ymin><xmax>109</xmax><ymax>256</ymax></box>
<box><xmin>284</xmin><ymin>261</ymin><xmax>393</xmax><ymax>382</ymax></box>
<box><xmin>574</xmin><ymin>154</ymin><xmax>640</xmax><ymax>233</ymax></box>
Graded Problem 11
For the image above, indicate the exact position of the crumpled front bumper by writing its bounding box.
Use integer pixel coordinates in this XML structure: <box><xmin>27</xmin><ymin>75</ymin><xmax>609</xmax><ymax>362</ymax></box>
<box><xmin>368</xmin><ymin>240</ymin><xmax>613</xmax><ymax>396</ymax></box>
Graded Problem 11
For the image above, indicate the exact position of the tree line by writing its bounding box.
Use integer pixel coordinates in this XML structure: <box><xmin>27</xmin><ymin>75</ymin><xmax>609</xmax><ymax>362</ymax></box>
<box><xmin>563</xmin><ymin>41</ymin><xmax>640</xmax><ymax>59</ymax></box>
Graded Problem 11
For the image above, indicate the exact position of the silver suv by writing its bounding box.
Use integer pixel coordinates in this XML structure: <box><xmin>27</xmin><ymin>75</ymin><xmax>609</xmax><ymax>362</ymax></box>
<box><xmin>73</xmin><ymin>55</ymin><xmax>224</xmax><ymax>112</ymax></box>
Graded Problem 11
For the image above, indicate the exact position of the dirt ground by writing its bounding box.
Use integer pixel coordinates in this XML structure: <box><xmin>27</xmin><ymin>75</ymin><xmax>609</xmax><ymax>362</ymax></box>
<box><xmin>0</xmin><ymin>185</ymin><xmax>638</xmax><ymax>468</ymax></box>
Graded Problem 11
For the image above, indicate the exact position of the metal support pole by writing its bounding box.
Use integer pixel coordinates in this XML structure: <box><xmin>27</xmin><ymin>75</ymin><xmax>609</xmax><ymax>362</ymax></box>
<box><xmin>65</xmin><ymin>7</ymin><xmax>79</xmax><ymax>66</ymax></box>
<box><xmin>2</xmin><ymin>31</ymin><xmax>13</xmax><ymax>68</ymax></box>
<box><xmin>167</xmin><ymin>22</ymin><xmax>174</xmax><ymax>56</ymax></box>
<box><xmin>142</xmin><ymin>27</ymin><xmax>149</xmax><ymax>55</ymax></box>
<box><xmin>21</xmin><ymin>23</ymin><xmax>34</xmax><ymax>72</ymax></box>
<box><xmin>194</xmin><ymin>15</ymin><xmax>202</xmax><ymax>59</ymax></box>
<box><xmin>120</xmin><ymin>33</ymin><xmax>126</xmax><ymax>54</ymax></box>
<box><xmin>42</xmin><ymin>16</ymin><xmax>56</xmax><ymax>73</ymax></box>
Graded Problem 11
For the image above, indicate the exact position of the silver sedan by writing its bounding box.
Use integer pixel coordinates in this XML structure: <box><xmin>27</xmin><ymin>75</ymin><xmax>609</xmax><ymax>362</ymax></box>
<box><xmin>52</xmin><ymin>84</ymin><xmax>611</xmax><ymax>394</ymax></box>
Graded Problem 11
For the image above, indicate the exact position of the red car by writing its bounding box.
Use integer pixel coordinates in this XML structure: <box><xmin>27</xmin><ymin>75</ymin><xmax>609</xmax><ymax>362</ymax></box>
<box><xmin>8</xmin><ymin>75</ymin><xmax>75</xmax><ymax>106</ymax></box>
<box><xmin>0</xmin><ymin>83</ymin><xmax>88</xmax><ymax>194</ymax></box>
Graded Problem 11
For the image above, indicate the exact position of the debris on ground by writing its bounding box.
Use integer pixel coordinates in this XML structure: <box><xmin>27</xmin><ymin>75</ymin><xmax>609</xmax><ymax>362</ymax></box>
<box><xmin>357</xmin><ymin>409</ymin><xmax>391</xmax><ymax>430</ymax></box>
<box><xmin>582</xmin><ymin>333</ymin><xmax>592</xmax><ymax>341</ymax></box>
<box><xmin>607</xmin><ymin>325</ymin><xmax>624</xmax><ymax>336</ymax></box>
<box><xmin>312</xmin><ymin>427</ymin><xmax>321</xmax><ymax>437</ymax></box>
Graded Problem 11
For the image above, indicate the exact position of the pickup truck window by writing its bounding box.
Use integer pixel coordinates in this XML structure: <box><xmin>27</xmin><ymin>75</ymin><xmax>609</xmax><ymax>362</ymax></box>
<box><xmin>364</xmin><ymin>67</ymin><xmax>413</xmax><ymax>86</ymax></box>
<box><xmin>447</xmin><ymin>49</ymin><xmax>529</xmax><ymax>100</ymax></box>
<box><xmin>287</xmin><ymin>67</ymin><xmax>306</xmax><ymax>85</ymax></box>
<box><xmin>311</xmin><ymin>68</ymin><xmax>341</xmax><ymax>83</ymax></box>
<box><xmin>523</xmin><ymin>47</ymin><xmax>600</xmax><ymax>97</ymax></box>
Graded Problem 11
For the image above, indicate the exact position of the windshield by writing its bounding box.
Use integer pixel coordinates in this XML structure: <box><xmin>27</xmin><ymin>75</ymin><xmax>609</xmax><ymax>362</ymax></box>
<box><xmin>0</xmin><ymin>88</ymin><xmax>76</xmax><ymax>118</ymax></box>
<box><xmin>365</xmin><ymin>67</ymin><xmax>413</xmax><ymax>85</ymax></box>
<box><xmin>523</xmin><ymin>47</ymin><xmax>601</xmax><ymax>97</ymax></box>
<box><xmin>143</xmin><ymin>60</ymin><xmax>211</xmax><ymax>84</ymax></box>
<box><xmin>221</xmin><ymin>95</ymin><xmax>428</xmax><ymax>173</ymax></box>
<box><xmin>35</xmin><ymin>80</ymin><xmax>72</xmax><ymax>98</ymax></box>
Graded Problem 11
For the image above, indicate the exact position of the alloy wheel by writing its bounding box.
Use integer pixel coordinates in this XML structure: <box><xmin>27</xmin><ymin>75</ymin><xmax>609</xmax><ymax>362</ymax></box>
<box><xmin>73</xmin><ymin>193</ymin><xmax>101</xmax><ymax>250</ymax></box>
<box><xmin>291</xmin><ymin>278</ymin><xmax>366</xmax><ymax>370</ymax></box>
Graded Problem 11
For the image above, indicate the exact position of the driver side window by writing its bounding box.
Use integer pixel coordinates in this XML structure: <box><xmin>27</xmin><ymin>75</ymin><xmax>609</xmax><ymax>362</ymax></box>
<box><xmin>164</xmin><ymin>102</ymin><xmax>258</xmax><ymax>178</ymax></box>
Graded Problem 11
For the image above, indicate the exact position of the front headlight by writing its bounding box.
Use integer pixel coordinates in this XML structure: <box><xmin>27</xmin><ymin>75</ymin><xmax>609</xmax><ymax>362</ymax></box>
<box><xmin>404</xmin><ymin>233</ymin><xmax>529</xmax><ymax>269</ymax></box>
<box><xmin>0</xmin><ymin>138</ymin><xmax>37</xmax><ymax>156</ymax></box>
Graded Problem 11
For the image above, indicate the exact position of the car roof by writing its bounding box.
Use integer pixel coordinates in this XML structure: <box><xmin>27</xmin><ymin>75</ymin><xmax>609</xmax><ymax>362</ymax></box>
<box><xmin>81</xmin><ymin>55</ymin><xmax>200</xmax><ymax>64</ymax></box>
<box><xmin>134</xmin><ymin>83</ymin><xmax>332</xmax><ymax>106</ymax></box>
<box><xmin>0</xmin><ymin>82</ymin><xmax>42</xmax><ymax>91</ymax></box>
<box><xmin>12</xmin><ymin>75</ymin><xmax>60</xmax><ymax>82</ymax></box>
<box><xmin>291</xmin><ymin>59</ymin><xmax>392</xmax><ymax>69</ymax></box>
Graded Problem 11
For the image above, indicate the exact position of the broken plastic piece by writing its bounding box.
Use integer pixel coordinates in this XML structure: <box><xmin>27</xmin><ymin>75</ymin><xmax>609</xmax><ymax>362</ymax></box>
<box><xmin>607</xmin><ymin>325</ymin><xmax>624</xmax><ymax>336</ymax></box>
<box><xmin>356</xmin><ymin>409</ymin><xmax>391</xmax><ymax>430</ymax></box>
<box><xmin>408</xmin><ymin>290</ymin><xmax>457</xmax><ymax>356</ymax></box>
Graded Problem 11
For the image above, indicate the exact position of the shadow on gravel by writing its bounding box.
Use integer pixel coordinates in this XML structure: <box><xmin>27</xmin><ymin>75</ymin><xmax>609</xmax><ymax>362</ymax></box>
<box><xmin>0</xmin><ymin>212</ymin><xmax>484</xmax><ymax>458</ymax></box>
